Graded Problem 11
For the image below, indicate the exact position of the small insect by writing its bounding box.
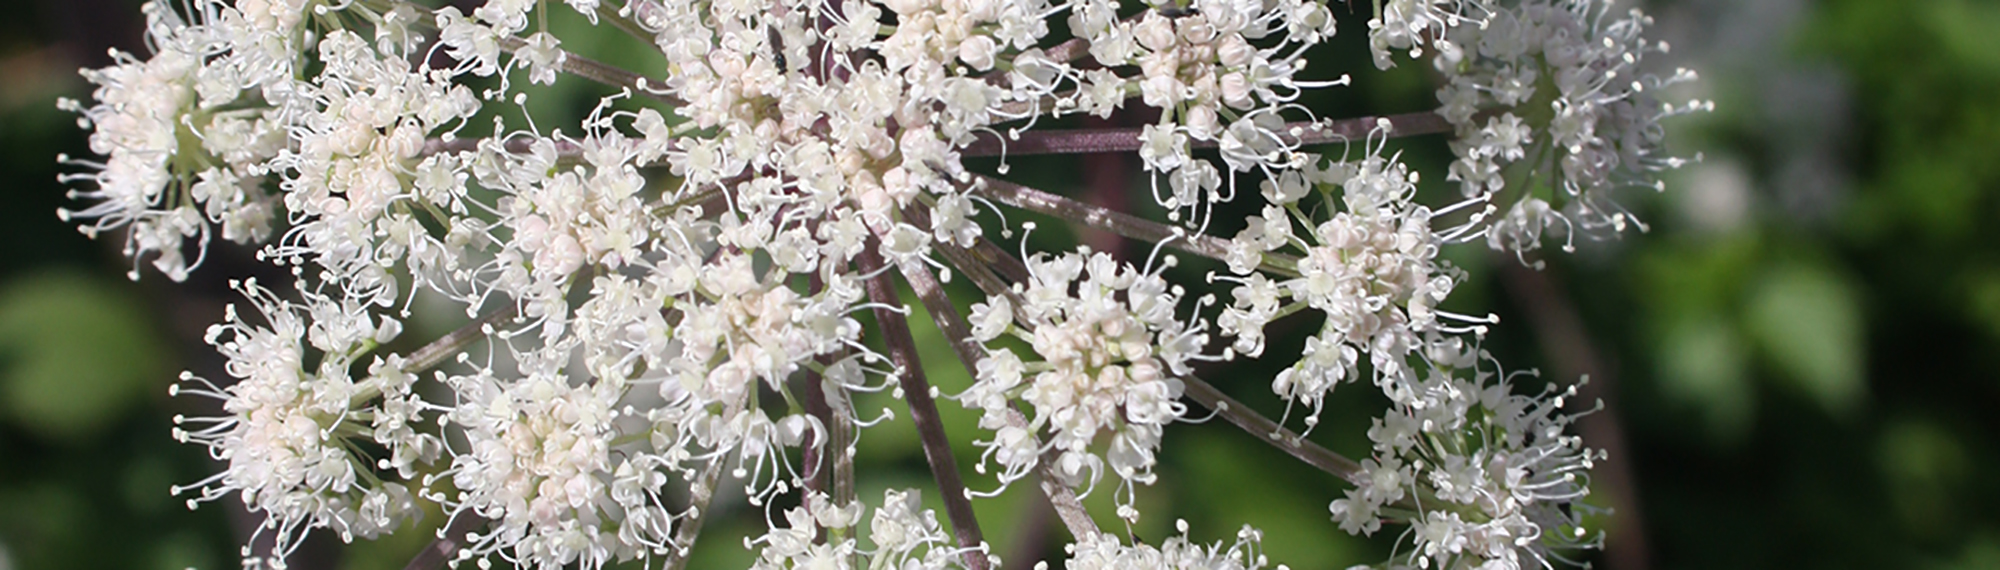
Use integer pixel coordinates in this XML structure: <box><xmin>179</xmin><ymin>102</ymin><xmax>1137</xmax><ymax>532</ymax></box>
<box><xmin>766</xmin><ymin>24</ymin><xmax>788</xmax><ymax>71</ymax></box>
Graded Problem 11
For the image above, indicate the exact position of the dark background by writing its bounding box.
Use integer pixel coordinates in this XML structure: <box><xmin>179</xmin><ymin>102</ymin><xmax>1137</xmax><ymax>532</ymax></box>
<box><xmin>0</xmin><ymin>0</ymin><xmax>1996</xmax><ymax>568</ymax></box>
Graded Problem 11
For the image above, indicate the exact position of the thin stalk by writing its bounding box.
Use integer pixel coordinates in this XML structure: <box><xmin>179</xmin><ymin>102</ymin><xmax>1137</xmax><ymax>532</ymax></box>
<box><xmin>959</xmin><ymin>111</ymin><xmax>1455</xmax><ymax>157</ymax></box>
<box><xmin>1004</xmin><ymin>405</ymin><xmax>1098</xmax><ymax>540</ymax></box>
<box><xmin>1180</xmin><ymin>375</ymin><xmax>1365</xmax><ymax>484</ymax></box>
<box><xmin>495</xmin><ymin>35</ymin><xmax>674</xmax><ymax>101</ymax></box>
<box><xmin>1045</xmin><ymin>36</ymin><xmax>1092</xmax><ymax>64</ymax></box>
<box><xmin>856</xmin><ymin>247</ymin><xmax>992</xmax><ymax>570</ymax></box>
<box><xmin>965</xmin><ymin>236</ymin><xmax>1031</xmax><ymax>285</ymax></box>
<box><xmin>400</xmin><ymin>514</ymin><xmax>490</xmax><ymax>570</ymax></box>
<box><xmin>800</xmin><ymin>278</ymin><xmax>832</xmax><ymax>507</ymax></box>
<box><xmin>885</xmin><ymin>236</ymin><xmax>1101</xmax><ymax>540</ymax></box>
<box><xmin>383</xmin><ymin>0</ymin><xmax>680</xmax><ymax>105</ymax></box>
<box><xmin>992</xmin><ymin>94</ymin><xmax>1071</xmax><ymax>119</ymax></box>
<box><xmin>399</xmin><ymin>306</ymin><xmax>518</xmax><ymax>374</ymax></box>
<box><xmin>814</xmin><ymin>362</ymin><xmax>860</xmax><ymax>567</ymax></box>
<box><xmin>825</xmin><ymin>373</ymin><xmax>857</xmax><ymax>509</ymax></box>
<box><xmin>420</xmin><ymin>135</ymin><xmax>591</xmax><ymax>159</ymax></box>
<box><xmin>598</xmin><ymin>0</ymin><xmax>659</xmax><ymax>50</ymax></box>
<box><xmin>969</xmin><ymin>176</ymin><xmax>1303</xmax><ymax>277</ymax></box>
<box><xmin>899</xmin><ymin>205</ymin><xmax>1029</xmax><ymax>316</ymax></box>
<box><xmin>933</xmin><ymin>239</ymin><xmax>1038</xmax><ymax>328</ymax></box>
<box><xmin>800</xmin><ymin>277</ymin><xmax>858</xmax><ymax>524</ymax></box>
<box><xmin>665</xmin><ymin>457</ymin><xmax>729</xmax><ymax>570</ymax></box>
<box><xmin>799</xmin><ymin>354</ymin><xmax>833</xmax><ymax>509</ymax></box>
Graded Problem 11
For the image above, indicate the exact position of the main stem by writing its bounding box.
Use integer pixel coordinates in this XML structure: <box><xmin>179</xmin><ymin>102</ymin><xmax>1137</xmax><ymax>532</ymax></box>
<box><xmin>856</xmin><ymin>247</ymin><xmax>992</xmax><ymax>570</ymax></box>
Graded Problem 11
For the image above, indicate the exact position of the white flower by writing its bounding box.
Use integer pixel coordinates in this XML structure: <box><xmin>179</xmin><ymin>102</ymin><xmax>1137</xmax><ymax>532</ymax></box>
<box><xmin>969</xmin><ymin>296</ymin><xmax>1014</xmax><ymax>342</ymax></box>
<box><xmin>958</xmin><ymin>35</ymin><xmax>999</xmax><ymax>71</ymax></box>
<box><xmin>520</xmin><ymin>32</ymin><xmax>568</xmax><ymax>85</ymax></box>
<box><xmin>1138</xmin><ymin>123</ymin><xmax>1189</xmax><ymax>172</ymax></box>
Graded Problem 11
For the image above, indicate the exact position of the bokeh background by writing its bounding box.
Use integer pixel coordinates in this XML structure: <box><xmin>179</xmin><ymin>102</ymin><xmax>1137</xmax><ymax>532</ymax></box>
<box><xmin>0</xmin><ymin>0</ymin><xmax>1997</xmax><ymax>568</ymax></box>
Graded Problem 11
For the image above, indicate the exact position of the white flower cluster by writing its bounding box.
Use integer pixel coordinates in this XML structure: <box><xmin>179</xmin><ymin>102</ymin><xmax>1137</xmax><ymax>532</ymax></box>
<box><xmin>58</xmin><ymin>0</ymin><xmax>1699</xmax><ymax>566</ymax></box>
<box><xmin>1220</xmin><ymin>148</ymin><xmax>1477</xmax><ymax>424</ymax></box>
<box><xmin>57</xmin><ymin>2</ymin><xmax>286</xmax><ymax>281</ymax></box>
<box><xmin>171</xmin><ymin>279</ymin><xmax>428</xmax><ymax>565</ymax></box>
<box><xmin>747</xmin><ymin>490</ymin><xmax>974</xmax><ymax>570</ymax></box>
<box><xmin>1328</xmin><ymin>345</ymin><xmax>1603</xmax><ymax>570</ymax></box>
<box><xmin>441</xmin><ymin>356</ymin><xmax>665</xmax><ymax>568</ymax></box>
<box><xmin>1206</xmin><ymin>123</ymin><xmax>1608</xmax><ymax>567</ymax></box>
<box><xmin>961</xmin><ymin>247</ymin><xmax>1207</xmax><ymax>516</ymax></box>
<box><xmin>1106</xmin><ymin>0</ymin><xmax>1342</xmax><ymax>221</ymax></box>
<box><xmin>1426</xmin><ymin>1</ymin><xmax>1711</xmax><ymax>256</ymax></box>
<box><xmin>1059</xmin><ymin>520</ymin><xmax>1277</xmax><ymax>570</ymax></box>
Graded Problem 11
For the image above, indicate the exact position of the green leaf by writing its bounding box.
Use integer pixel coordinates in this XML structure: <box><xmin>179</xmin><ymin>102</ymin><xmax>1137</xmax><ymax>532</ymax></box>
<box><xmin>1655</xmin><ymin>313</ymin><xmax>1754</xmax><ymax>443</ymax></box>
<box><xmin>1744</xmin><ymin>260</ymin><xmax>1865</xmax><ymax>417</ymax></box>
<box><xmin>0</xmin><ymin>269</ymin><xmax>170</xmax><ymax>443</ymax></box>
<box><xmin>1876</xmin><ymin>418</ymin><xmax>1969</xmax><ymax>537</ymax></box>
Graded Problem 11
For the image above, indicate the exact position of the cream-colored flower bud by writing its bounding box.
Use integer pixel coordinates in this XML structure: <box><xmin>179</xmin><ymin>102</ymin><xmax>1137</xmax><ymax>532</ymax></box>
<box><xmin>1218</xmin><ymin>34</ymin><xmax>1255</xmax><ymax>68</ymax></box>
<box><xmin>1135</xmin><ymin>13</ymin><xmax>1176</xmax><ymax>52</ymax></box>
<box><xmin>1184</xmin><ymin>105</ymin><xmax>1219</xmax><ymax>140</ymax></box>
<box><xmin>1220</xmin><ymin>71</ymin><xmax>1253</xmax><ymax>109</ymax></box>
<box><xmin>958</xmin><ymin>34</ymin><xmax>998</xmax><ymax>71</ymax></box>
<box><xmin>882</xmin><ymin>0</ymin><xmax>928</xmax><ymax>16</ymax></box>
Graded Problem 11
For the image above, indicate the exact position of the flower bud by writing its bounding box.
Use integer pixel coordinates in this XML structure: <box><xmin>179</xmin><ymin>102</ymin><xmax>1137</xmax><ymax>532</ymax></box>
<box><xmin>958</xmin><ymin>35</ymin><xmax>998</xmax><ymax>71</ymax></box>
<box><xmin>1220</xmin><ymin>71</ymin><xmax>1253</xmax><ymax>109</ymax></box>
<box><xmin>1218</xmin><ymin>34</ymin><xmax>1255</xmax><ymax>68</ymax></box>
<box><xmin>1135</xmin><ymin>14</ymin><xmax>1176</xmax><ymax>52</ymax></box>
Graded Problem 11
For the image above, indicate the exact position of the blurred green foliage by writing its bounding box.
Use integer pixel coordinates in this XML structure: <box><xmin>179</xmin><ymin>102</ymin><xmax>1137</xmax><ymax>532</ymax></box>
<box><xmin>0</xmin><ymin>269</ymin><xmax>171</xmax><ymax>442</ymax></box>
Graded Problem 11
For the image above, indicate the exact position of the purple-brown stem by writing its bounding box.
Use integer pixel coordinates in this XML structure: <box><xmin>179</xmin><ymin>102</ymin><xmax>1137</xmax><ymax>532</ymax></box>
<box><xmin>1077</xmin><ymin>112</ymin><xmax>1134</xmax><ymax>257</ymax></box>
<box><xmin>1181</xmin><ymin>375</ymin><xmax>1366</xmax><ymax>485</ymax></box>
<box><xmin>856</xmin><ymin>246</ymin><xmax>993</xmax><ymax>570</ymax></box>
<box><xmin>797</xmin><ymin>275</ymin><xmax>840</xmax><ymax>541</ymax></box>
<box><xmin>400</xmin><ymin>305</ymin><xmax>518</xmax><ymax>374</ymax></box>
<box><xmin>969</xmin><ymin>175</ymin><xmax>1304</xmax><ymax>276</ymax></box>
<box><xmin>1499</xmin><ymin>260</ymin><xmax>1650</xmax><ymax>570</ymax></box>
<box><xmin>960</xmin><ymin>111</ymin><xmax>1454</xmax><ymax>157</ymax></box>
<box><xmin>664</xmin><ymin>458</ymin><xmax>728</xmax><ymax>570</ymax></box>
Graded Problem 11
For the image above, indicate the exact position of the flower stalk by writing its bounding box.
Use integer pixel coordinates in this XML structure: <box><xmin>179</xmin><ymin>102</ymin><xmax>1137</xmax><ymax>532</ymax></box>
<box><xmin>960</xmin><ymin>112</ymin><xmax>1456</xmax><ymax>158</ymax></box>
<box><xmin>858</xmin><ymin>246</ymin><xmax>993</xmax><ymax>570</ymax></box>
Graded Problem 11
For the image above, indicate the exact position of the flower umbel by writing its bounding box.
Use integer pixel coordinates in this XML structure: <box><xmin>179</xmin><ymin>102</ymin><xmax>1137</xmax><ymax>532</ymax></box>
<box><xmin>61</xmin><ymin>0</ymin><xmax>1701</xmax><ymax>567</ymax></box>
